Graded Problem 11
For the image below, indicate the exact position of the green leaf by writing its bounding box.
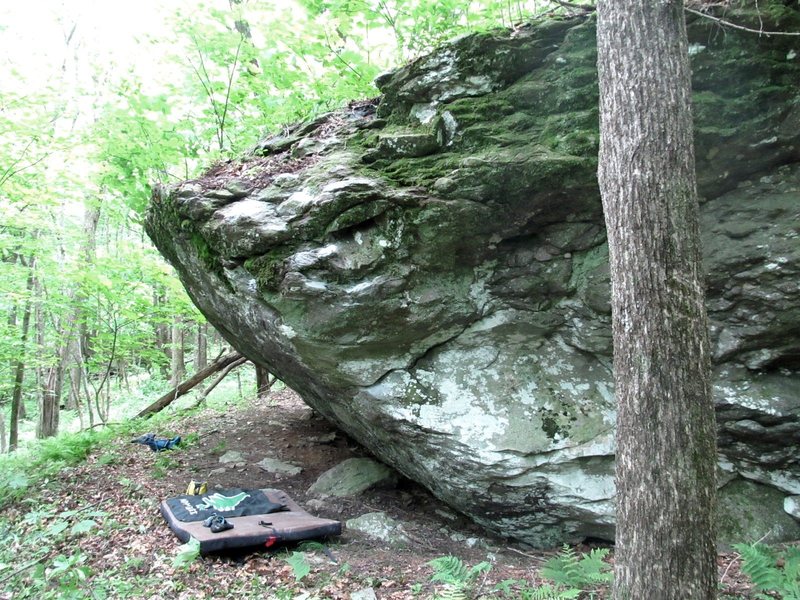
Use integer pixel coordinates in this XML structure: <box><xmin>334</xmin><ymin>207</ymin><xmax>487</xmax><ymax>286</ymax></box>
<box><xmin>70</xmin><ymin>519</ymin><xmax>98</xmax><ymax>535</ymax></box>
<box><xmin>283</xmin><ymin>551</ymin><xmax>311</xmax><ymax>582</ymax></box>
<box><xmin>46</xmin><ymin>520</ymin><xmax>70</xmax><ymax>537</ymax></box>
<box><xmin>7</xmin><ymin>472</ymin><xmax>28</xmax><ymax>490</ymax></box>
<box><xmin>429</xmin><ymin>555</ymin><xmax>469</xmax><ymax>585</ymax></box>
<box><xmin>173</xmin><ymin>537</ymin><xmax>201</xmax><ymax>569</ymax></box>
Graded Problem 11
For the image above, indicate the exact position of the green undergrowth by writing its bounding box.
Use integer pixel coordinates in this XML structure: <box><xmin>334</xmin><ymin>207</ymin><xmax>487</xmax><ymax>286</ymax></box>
<box><xmin>0</xmin><ymin>406</ymin><xmax>182</xmax><ymax>511</ymax></box>
<box><xmin>733</xmin><ymin>542</ymin><xmax>800</xmax><ymax>600</ymax></box>
<box><xmin>0</xmin><ymin>417</ymin><xmax>158</xmax><ymax>510</ymax></box>
<box><xmin>0</xmin><ymin>481</ymin><xmax>158</xmax><ymax>599</ymax></box>
<box><xmin>0</xmin><ymin>366</ymin><xmax>263</xmax><ymax>511</ymax></box>
<box><xmin>0</xmin><ymin>384</ymin><xmax>261</xmax><ymax>598</ymax></box>
<box><xmin>427</xmin><ymin>546</ymin><xmax>613</xmax><ymax>599</ymax></box>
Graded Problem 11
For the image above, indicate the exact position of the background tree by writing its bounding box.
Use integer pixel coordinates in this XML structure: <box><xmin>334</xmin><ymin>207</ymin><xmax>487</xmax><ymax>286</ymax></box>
<box><xmin>596</xmin><ymin>0</ymin><xmax>717</xmax><ymax>598</ymax></box>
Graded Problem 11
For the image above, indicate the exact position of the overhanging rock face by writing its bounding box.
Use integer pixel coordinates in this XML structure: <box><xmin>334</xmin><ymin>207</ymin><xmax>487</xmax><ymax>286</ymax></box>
<box><xmin>147</xmin><ymin>10</ymin><xmax>800</xmax><ymax>547</ymax></box>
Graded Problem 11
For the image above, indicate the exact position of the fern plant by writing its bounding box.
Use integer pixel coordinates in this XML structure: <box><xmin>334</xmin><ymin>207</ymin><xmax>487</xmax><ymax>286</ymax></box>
<box><xmin>428</xmin><ymin>555</ymin><xmax>492</xmax><ymax>599</ymax></box>
<box><xmin>520</xmin><ymin>584</ymin><xmax>582</xmax><ymax>600</ymax></box>
<box><xmin>733</xmin><ymin>542</ymin><xmax>800</xmax><ymax>600</ymax></box>
<box><xmin>540</xmin><ymin>545</ymin><xmax>613</xmax><ymax>589</ymax></box>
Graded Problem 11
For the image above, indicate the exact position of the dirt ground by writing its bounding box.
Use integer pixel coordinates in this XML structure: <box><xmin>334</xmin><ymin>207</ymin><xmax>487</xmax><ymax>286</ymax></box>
<box><xmin>3</xmin><ymin>388</ymin><xmax>760</xmax><ymax>599</ymax></box>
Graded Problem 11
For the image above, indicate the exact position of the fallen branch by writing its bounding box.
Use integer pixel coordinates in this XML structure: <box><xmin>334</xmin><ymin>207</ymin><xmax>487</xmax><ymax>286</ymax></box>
<box><xmin>685</xmin><ymin>6</ymin><xmax>800</xmax><ymax>36</ymax></box>
<box><xmin>548</xmin><ymin>2</ymin><xmax>800</xmax><ymax>37</ymax></box>
<box><xmin>136</xmin><ymin>351</ymin><xmax>243</xmax><ymax>418</ymax></box>
<box><xmin>192</xmin><ymin>356</ymin><xmax>249</xmax><ymax>408</ymax></box>
<box><xmin>551</xmin><ymin>0</ymin><xmax>595</xmax><ymax>12</ymax></box>
<box><xmin>0</xmin><ymin>557</ymin><xmax>46</xmax><ymax>584</ymax></box>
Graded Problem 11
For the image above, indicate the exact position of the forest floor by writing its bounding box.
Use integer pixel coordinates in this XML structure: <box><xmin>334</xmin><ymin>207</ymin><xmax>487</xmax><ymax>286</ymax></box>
<box><xmin>1</xmin><ymin>389</ymin><xmax>763</xmax><ymax>599</ymax></box>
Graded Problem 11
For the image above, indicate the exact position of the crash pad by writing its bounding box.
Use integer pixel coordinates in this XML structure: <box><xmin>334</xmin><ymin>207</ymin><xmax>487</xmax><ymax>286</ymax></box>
<box><xmin>160</xmin><ymin>488</ymin><xmax>342</xmax><ymax>554</ymax></box>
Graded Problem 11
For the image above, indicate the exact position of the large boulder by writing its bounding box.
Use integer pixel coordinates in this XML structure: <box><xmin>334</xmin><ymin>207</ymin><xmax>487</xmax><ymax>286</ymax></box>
<box><xmin>146</xmin><ymin>7</ymin><xmax>800</xmax><ymax>547</ymax></box>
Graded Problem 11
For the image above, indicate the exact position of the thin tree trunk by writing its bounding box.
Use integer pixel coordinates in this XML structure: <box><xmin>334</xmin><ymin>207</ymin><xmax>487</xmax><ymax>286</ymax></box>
<box><xmin>78</xmin><ymin>204</ymin><xmax>100</xmax><ymax>367</ymax></box>
<box><xmin>136</xmin><ymin>351</ymin><xmax>243</xmax><ymax>418</ymax></box>
<box><xmin>104</xmin><ymin>371</ymin><xmax>111</xmax><ymax>422</ymax></box>
<box><xmin>37</xmin><ymin>365</ymin><xmax>63</xmax><ymax>439</ymax></box>
<box><xmin>67</xmin><ymin>352</ymin><xmax>81</xmax><ymax>411</ymax></box>
<box><xmin>80</xmin><ymin>366</ymin><xmax>95</xmax><ymax>429</ymax></box>
<box><xmin>9</xmin><ymin>259</ymin><xmax>35</xmax><ymax>452</ymax></box>
<box><xmin>68</xmin><ymin>369</ymin><xmax>85</xmax><ymax>430</ymax></box>
<box><xmin>596</xmin><ymin>1</ymin><xmax>717</xmax><ymax>598</ymax></box>
<box><xmin>35</xmin><ymin>276</ymin><xmax>70</xmax><ymax>440</ymax></box>
<box><xmin>154</xmin><ymin>289</ymin><xmax>170</xmax><ymax>378</ymax></box>
<box><xmin>255</xmin><ymin>365</ymin><xmax>274</xmax><ymax>399</ymax></box>
<box><xmin>195</xmin><ymin>323</ymin><xmax>208</xmax><ymax>371</ymax></box>
<box><xmin>170</xmin><ymin>318</ymin><xmax>185</xmax><ymax>387</ymax></box>
<box><xmin>92</xmin><ymin>322</ymin><xmax>119</xmax><ymax>424</ymax></box>
<box><xmin>2</xmin><ymin>303</ymin><xmax>18</xmax><ymax>413</ymax></box>
<box><xmin>120</xmin><ymin>359</ymin><xmax>131</xmax><ymax>392</ymax></box>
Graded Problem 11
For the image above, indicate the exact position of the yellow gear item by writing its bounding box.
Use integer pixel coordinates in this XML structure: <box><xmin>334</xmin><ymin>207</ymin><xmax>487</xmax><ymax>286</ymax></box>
<box><xmin>186</xmin><ymin>480</ymin><xmax>208</xmax><ymax>495</ymax></box>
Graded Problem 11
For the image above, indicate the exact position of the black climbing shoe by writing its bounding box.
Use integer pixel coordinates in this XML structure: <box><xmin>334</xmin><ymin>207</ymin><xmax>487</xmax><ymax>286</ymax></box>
<box><xmin>209</xmin><ymin>516</ymin><xmax>233</xmax><ymax>533</ymax></box>
<box><xmin>202</xmin><ymin>514</ymin><xmax>219</xmax><ymax>527</ymax></box>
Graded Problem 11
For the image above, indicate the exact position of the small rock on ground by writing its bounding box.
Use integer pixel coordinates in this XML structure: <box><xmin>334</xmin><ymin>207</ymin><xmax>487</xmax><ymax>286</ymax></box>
<box><xmin>346</xmin><ymin>511</ymin><xmax>410</xmax><ymax>547</ymax></box>
<box><xmin>218</xmin><ymin>450</ymin><xmax>246</xmax><ymax>465</ymax></box>
<box><xmin>256</xmin><ymin>456</ymin><xmax>303</xmax><ymax>476</ymax></box>
<box><xmin>308</xmin><ymin>457</ymin><xmax>397</xmax><ymax>497</ymax></box>
<box><xmin>350</xmin><ymin>588</ymin><xmax>378</xmax><ymax>600</ymax></box>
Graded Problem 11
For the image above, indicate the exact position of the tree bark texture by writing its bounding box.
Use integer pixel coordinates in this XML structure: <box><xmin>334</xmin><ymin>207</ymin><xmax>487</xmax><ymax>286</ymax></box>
<box><xmin>136</xmin><ymin>351</ymin><xmax>243</xmax><ymax>418</ymax></box>
<box><xmin>9</xmin><ymin>260</ymin><xmax>35</xmax><ymax>452</ymax></box>
<box><xmin>170</xmin><ymin>319</ymin><xmax>185</xmax><ymax>387</ymax></box>
<box><xmin>78</xmin><ymin>204</ymin><xmax>100</xmax><ymax>366</ymax></box>
<box><xmin>596</xmin><ymin>1</ymin><xmax>717</xmax><ymax>598</ymax></box>
<box><xmin>255</xmin><ymin>365</ymin><xmax>275</xmax><ymax>399</ymax></box>
<box><xmin>35</xmin><ymin>273</ymin><xmax>68</xmax><ymax>440</ymax></box>
<box><xmin>37</xmin><ymin>365</ymin><xmax>63</xmax><ymax>439</ymax></box>
<box><xmin>195</xmin><ymin>323</ymin><xmax>208</xmax><ymax>371</ymax></box>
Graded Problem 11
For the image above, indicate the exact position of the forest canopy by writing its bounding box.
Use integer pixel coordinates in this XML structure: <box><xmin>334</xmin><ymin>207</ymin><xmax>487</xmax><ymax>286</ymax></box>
<box><xmin>0</xmin><ymin>0</ymin><xmax>556</xmax><ymax>449</ymax></box>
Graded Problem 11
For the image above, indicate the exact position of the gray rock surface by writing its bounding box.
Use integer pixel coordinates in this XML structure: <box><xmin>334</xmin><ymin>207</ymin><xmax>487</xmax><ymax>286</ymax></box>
<box><xmin>784</xmin><ymin>496</ymin><xmax>800</xmax><ymax>521</ymax></box>
<box><xmin>346</xmin><ymin>512</ymin><xmax>411</xmax><ymax>547</ymax></box>
<box><xmin>146</xmin><ymin>9</ymin><xmax>800</xmax><ymax>547</ymax></box>
<box><xmin>718</xmin><ymin>479</ymin><xmax>800</xmax><ymax>545</ymax></box>
<box><xmin>308</xmin><ymin>458</ymin><xmax>398</xmax><ymax>497</ymax></box>
<box><xmin>218</xmin><ymin>450</ymin><xmax>246</xmax><ymax>466</ymax></box>
<box><xmin>350</xmin><ymin>588</ymin><xmax>378</xmax><ymax>600</ymax></box>
<box><xmin>256</xmin><ymin>457</ymin><xmax>303</xmax><ymax>476</ymax></box>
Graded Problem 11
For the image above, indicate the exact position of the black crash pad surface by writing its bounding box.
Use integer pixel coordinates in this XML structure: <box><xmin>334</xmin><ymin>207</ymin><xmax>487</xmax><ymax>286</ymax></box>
<box><xmin>160</xmin><ymin>488</ymin><xmax>342</xmax><ymax>554</ymax></box>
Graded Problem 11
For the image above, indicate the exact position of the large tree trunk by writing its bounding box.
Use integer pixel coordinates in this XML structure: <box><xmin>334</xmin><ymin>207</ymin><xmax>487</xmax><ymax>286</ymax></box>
<box><xmin>596</xmin><ymin>1</ymin><xmax>717</xmax><ymax>598</ymax></box>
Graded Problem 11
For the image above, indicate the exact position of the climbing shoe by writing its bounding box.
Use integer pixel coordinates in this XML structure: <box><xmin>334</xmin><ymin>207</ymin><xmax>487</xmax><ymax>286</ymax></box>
<box><xmin>209</xmin><ymin>515</ymin><xmax>233</xmax><ymax>533</ymax></box>
<box><xmin>202</xmin><ymin>514</ymin><xmax>220</xmax><ymax>527</ymax></box>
